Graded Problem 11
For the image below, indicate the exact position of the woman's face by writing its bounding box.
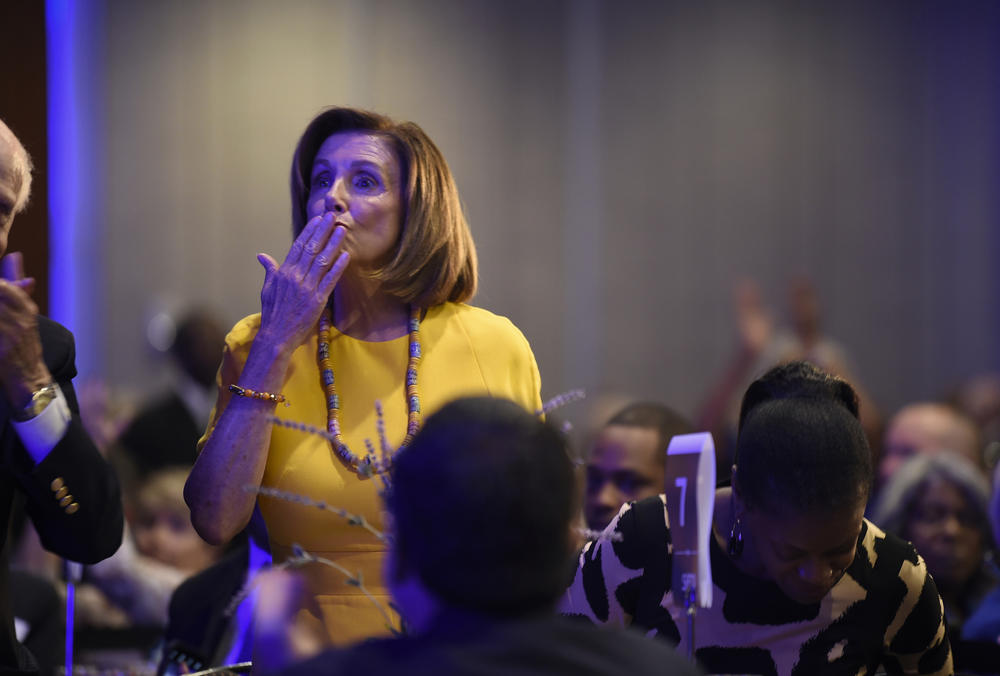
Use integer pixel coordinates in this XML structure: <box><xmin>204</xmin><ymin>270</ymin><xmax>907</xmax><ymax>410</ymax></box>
<box><xmin>306</xmin><ymin>131</ymin><xmax>404</xmax><ymax>269</ymax></box>
<box><xmin>744</xmin><ymin>500</ymin><xmax>865</xmax><ymax>605</ymax></box>
<box><xmin>905</xmin><ymin>477</ymin><xmax>984</xmax><ymax>590</ymax></box>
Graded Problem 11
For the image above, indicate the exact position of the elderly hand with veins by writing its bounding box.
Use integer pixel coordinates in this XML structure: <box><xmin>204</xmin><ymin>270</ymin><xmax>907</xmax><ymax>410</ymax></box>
<box><xmin>255</xmin><ymin>211</ymin><xmax>350</xmax><ymax>354</ymax></box>
<box><xmin>0</xmin><ymin>252</ymin><xmax>51</xmax><ymax>409</ymax></box>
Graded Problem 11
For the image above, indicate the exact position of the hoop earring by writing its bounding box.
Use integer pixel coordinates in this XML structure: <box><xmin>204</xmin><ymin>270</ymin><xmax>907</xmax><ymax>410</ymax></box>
<box><xmin>728</xmin><ymin>515</ymin><xmax>744</xmax><ymax>558</ymax></box>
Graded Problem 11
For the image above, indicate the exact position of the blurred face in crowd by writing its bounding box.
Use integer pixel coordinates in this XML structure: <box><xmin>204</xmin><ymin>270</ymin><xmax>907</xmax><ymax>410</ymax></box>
<box><xmin>880</xmin><ymin>404</ymin><xmax>981</xmax><ymax>486</ymax></box>
<box><xmin>585</xmin><ymin>425</ymin><xmax>664</xmax><ymax>530</ymax></box>
<box><xmin>904</xmin><ymin>476</ymin><xmax>984</xmax><ymax>591</ymax></box>
<box><xmin>134</xmin><ymin>505</ymin><xmax>218</xmax><ymax>574</ymax></box>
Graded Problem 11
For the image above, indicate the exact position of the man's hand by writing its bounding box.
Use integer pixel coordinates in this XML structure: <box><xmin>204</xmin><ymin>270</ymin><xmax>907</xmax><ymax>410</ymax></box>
<box><xmin>0</xmin><ymin>252</ymin><xmax>52</xmax><ymax>409</ymax></box>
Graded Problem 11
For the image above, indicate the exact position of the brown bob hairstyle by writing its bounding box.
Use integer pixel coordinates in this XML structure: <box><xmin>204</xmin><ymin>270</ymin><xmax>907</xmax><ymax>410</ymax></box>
<box><xmin>290</xmin><ymin>107</ymin><xmax>477</xmax><ymax>308</ymax></box>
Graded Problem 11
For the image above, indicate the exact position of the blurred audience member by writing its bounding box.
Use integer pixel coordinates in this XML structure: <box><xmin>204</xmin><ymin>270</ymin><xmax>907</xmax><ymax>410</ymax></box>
<box><xmin>117</xmin><ymin>309</ymin><xmax>225</xmax><ymax>478</ymax></box>
<box><xmin>9</xmin><ymin>571</ymin><xmax>61</xmax><ymax>674</ymax></box>
<box><xmin>962</xmin><ymin>459</ymin><xmax>1000</xmax><ymax>643</ymax></box>
<box><xmin>872</xmin><ymin>452</ymin><xmax>997</xmax><ymax>636</ymax></box>
<box><xmin>951</xmin><ymin>372</ymin><xmax>1000</xmax><ymax>471</ymax></box>
<box><xmin>585</xmin><ymin>402</ymin><xmax>692</xmax><ymax>531</ymax></box>
<box><xmin>86</xmin><ymin>468</ymin><xmax>221</xmax><ymax>627</ymax></box>
<box><xmin>159</xmin><ymin>538</ymin><xmax>253</xmax><ymax>670</ymax></box>
<box><xmin>698</xmin><ymin>278</ymin><xmax>881</xmax><ymax>479</ymax></box>
<box><xmin>268</xmin><ymin>397</ymin><xmax>698</xmax><ymax>675</ymax></box>
<box><xmin>879</xmin><ymin>403</ymin><xmax>985</xmax><ymax>493</ymax></box>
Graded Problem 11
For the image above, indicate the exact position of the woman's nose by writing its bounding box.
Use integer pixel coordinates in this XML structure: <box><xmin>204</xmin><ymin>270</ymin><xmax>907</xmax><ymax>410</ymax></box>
<box><xmin>938</xmin><ymin>513</ymin><xmax>963</xmax><ymax>538</ymax></box>
<box><xmin>797</xmin><ymin>559</ymin><xmax>833</xmax><ymax>585</ymax></box>
<box><xmin>324</xmin><ymin>179</ymin><xmax>348</xmax><ymax>214</ymax></box>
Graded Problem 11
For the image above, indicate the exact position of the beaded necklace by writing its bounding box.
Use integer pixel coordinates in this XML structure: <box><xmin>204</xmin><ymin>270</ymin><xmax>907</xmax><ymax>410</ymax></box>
<box><xmin>317</xmin><ymin>305</ymin><xmax>422</xmax><ymax>478</ymax></box>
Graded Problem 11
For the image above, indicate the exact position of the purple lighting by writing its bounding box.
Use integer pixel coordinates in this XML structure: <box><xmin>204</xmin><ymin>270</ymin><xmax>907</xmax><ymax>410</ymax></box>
<box><xmin>46</xmin><ymin>0</ymin><xmax>103</xmax><ymax>379</ymax></box>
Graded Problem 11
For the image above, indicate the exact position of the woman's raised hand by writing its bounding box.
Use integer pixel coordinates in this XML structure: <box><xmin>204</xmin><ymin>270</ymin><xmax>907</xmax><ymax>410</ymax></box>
<box><xmin>255</xmin><ymin>212</ymin><xmax>350</xmax><ymax>353</ymax></box>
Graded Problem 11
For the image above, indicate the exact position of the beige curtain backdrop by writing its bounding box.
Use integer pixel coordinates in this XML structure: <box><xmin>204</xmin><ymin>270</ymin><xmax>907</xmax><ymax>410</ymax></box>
<box><xmin>87</xmin><ymin>0</ymin><xmax>999</xmax><ymax>436</ymax></box>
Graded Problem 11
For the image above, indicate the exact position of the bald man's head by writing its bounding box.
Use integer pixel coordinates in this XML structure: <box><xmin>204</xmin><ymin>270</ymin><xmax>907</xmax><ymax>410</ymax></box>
<box><xmin>880</xmin><ymin>402</ymin><xmax>984</xmax><ymax>487</ymax></box>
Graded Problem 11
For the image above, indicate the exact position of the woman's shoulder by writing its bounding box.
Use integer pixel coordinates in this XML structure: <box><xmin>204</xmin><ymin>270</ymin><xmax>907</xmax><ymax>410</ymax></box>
<box><xmin>428</xmin><ymin>302</ymin><xmax>526</xmax><ymax>338</ymax></box>
<box><xmin>224</xmin><ymin>313</ymin><xmax>263</xmax><ymax>349</ymax></box>
<box><xmin>426</xmin><ymin>303</ymin><xmax>535</xmax><ymax>360</ymax></box>
<box><xmin>855</xmin><ymin>518</ymin><xmax>930</xmax><ymax>588</ymax></box>
<box><xmin>424</xmin><ymin>302</ymin><xmax>541</xmax><ymax>410</ymax></box>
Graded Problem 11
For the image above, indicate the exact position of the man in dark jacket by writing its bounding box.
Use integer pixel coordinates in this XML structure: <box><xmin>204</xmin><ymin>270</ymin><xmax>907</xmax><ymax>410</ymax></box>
<box><xmin>0</xmin><ymin>118</ymin><xmax>123</xmax><ymax>673</ymax></box>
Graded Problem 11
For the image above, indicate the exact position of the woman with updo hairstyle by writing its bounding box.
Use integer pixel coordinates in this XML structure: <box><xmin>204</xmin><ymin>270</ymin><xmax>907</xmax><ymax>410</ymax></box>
<box><xmin>185</xmin><ymin>107</ymin><xmax>541</xmax><ymax>648</ymax></box>
<box><xmin>562</xmin><ymin>362</ymin><xmax>952</xmax><ymax>675</ymax></box>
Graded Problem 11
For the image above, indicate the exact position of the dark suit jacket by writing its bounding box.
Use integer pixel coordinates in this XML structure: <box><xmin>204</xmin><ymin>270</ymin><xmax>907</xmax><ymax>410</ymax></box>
<box><xmin>281</xmin><ymin>610</ymin><xmax>702</xmax><ymax>676</ymax></box>
<box><xmin>0</xmin><ymin>317</ymin><xmax>124</xmax><ymax>673</ymax></box>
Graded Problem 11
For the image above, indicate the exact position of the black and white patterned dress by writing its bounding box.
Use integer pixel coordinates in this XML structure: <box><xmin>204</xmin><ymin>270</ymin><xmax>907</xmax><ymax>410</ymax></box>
<box><xmin>561</xmin><ymin>495</ymin><xmax>953</xmax><ymax>676</ymax></box>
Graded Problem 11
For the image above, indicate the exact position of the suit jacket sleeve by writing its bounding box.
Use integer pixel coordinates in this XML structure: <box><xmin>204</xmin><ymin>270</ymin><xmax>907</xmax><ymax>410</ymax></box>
<box><xmin>3</xmin><ymin>318</ymin><xmax>123</xmax><ymax>564</ymax></box>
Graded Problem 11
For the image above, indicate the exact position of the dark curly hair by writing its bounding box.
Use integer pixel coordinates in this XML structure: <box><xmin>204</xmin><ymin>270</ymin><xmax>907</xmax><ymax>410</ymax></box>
<box><xmin>734</xmin><ymin>361</ymin><xmax>873</xmax><ymax>515</ymax></box>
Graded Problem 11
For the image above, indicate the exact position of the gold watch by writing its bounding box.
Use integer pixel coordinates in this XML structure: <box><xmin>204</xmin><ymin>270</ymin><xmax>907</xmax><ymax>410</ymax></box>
<box><xmin>13</xmin><ymin>383</ymin><xmax>60</xmax><ymax>422</ymax></box>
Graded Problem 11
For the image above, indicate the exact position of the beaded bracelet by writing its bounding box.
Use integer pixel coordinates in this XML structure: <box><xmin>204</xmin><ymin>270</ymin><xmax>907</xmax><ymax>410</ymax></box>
<box><xmin>229</xmin><ymin>384</ymin><xmax>289</xmax><ymax>406</ymax></box>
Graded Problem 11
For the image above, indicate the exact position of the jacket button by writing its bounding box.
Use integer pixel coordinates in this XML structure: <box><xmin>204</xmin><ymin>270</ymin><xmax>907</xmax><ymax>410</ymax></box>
<box><xmin>55</xmin><ymin>487</ymin><xmax>68</xmax><ymax>500</ymax></box>
<box><xmin>51</xmin><ymin>478</ymin><xmax>65</xmax><ymax>492</ymax></box>
<box><xmin>59</xmin><ymin>495</ymin><xmax>73</xmax><ymax>508</ymax></box>
<box><xmin>65</xmin><ymin>503</ymin><xmax>79</xmax><ymax>515</ymax></box>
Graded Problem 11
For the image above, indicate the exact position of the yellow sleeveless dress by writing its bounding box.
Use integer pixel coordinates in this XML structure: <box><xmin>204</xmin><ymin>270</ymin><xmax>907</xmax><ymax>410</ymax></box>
<box><xmin>202</xmin><ymin>302</ymin><xmax>542</xmax><ymax>646</ymax></box>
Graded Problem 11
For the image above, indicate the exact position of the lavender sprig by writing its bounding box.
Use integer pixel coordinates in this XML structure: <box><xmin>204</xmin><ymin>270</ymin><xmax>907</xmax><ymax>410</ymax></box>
<box><xmin>537</xmin><ymin>389</ymin><xmax>586</xmax><ymax>417</ymax></box>
<box><xmin>246</xmin><ymin>485</ymin><xmax>387</xmax><ymax>542</ymax></box>
<box><xmin>223</xmin><ymin>543</ymin><xmax>403</xmax><ymax>636</ymax></box>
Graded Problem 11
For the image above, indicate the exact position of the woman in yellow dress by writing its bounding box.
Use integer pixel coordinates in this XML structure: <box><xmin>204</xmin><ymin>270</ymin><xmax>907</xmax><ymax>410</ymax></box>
<box><xmin>184</xmin><ymin>107</ymin><xmax>542</xmax><ymax>650</ymax></box>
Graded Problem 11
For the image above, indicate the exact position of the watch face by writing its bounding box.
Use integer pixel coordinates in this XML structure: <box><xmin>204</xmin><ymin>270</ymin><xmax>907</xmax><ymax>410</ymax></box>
<box><xmin>14</xmin><ymin>384</ymin><xmax>58</xmax><ymax>422</ymax></box>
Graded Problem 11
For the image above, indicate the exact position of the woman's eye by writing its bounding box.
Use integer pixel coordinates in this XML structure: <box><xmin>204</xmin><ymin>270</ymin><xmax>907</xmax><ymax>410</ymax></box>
<box><xmin>773</xmin><ymin>546</ymin><xmax>804</xmax><ymax>563</ymax></box>
<box><xmin>311</xmin><ymin>173</ymin><xmax>331</xmax><ymax>189</ymax></box>
<box><xmin>354</xmin><ymin>174</ymin><xmax>378</xmax><ymax>190</ymax></box>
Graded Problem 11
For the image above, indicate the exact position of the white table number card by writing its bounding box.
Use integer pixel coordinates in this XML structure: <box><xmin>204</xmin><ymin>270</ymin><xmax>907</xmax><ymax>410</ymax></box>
<box><xmin>664</xmin><ymin>432</ymin><xmax>716</xmax><ymax>610</ymax></box>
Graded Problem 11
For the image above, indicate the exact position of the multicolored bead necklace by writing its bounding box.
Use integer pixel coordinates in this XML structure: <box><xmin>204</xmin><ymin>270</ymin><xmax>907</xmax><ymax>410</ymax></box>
<box><xmin>317</xmin><ymin>305</ymin><xmax>422</xmax><ymax>478</ymax></box>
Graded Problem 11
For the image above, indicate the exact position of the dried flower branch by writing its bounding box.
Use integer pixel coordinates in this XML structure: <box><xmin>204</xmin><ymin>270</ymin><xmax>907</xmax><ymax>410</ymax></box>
<box><xmin>223</xmin><ymin>543</ymin><xmax>403</xmax><ymax>636</ymax></box>
<box><xmin>537</xmin><ymin>389</ymin><xmax>586</xmax><ymax>417</ymax></box>
<box><xmin>247</xmin><ymin>485</ymin><xmax>387</xmax><ymax>543</ymax></box>
<box><xmin>286</xmin><ymin>544</ymin><xmax>400</xmax><ymax>635</ymax></box>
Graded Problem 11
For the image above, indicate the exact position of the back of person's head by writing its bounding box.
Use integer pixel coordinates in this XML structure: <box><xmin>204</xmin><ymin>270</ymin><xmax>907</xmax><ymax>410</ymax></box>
<box><xmin>605</xmin><ymin>402</ymin><xmax>693</xmax><ymax>466</ymax></box>
<box><xmin>170</xmin><ymin>309</ymin><xmax>226</xmax><ymax>388</ymax></box>
<box><xmin>735</xmin><ymin>361</ymin><xmax>872</xmax><ymax>515</ymax></box>
<box><xmin>387</xmin><ymin>396</ymin><xmax>575</xmax><ymax>616</ymax></box>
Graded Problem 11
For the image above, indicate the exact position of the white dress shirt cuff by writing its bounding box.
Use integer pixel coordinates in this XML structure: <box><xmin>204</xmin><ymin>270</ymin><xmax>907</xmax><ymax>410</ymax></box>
<box><xmin>11</xmin><ymin>386</ymin><xmax>72</xmax><ymax>465</ymax></box>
